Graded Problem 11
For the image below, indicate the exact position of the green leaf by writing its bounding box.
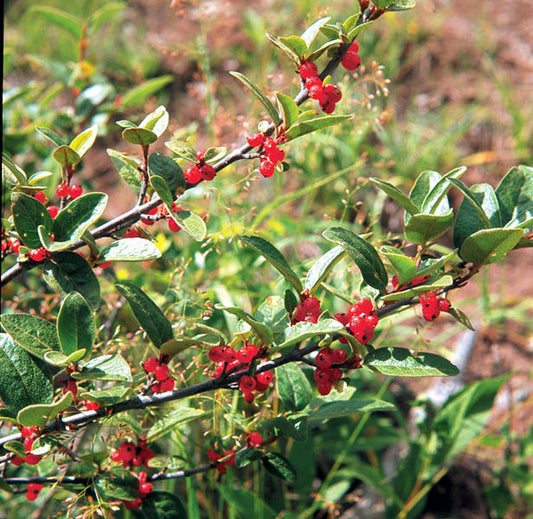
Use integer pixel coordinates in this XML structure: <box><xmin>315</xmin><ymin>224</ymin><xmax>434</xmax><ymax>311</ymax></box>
<box><xmin>122</xmin><ymin>127</ymin><xmax>158</xmax><ymax>146</ymax></box>
<box><xmin>342</xmin><ymin>14</ymin><xmax>360</xmax><ymax>32</ymax></box>
<box><xmin>447</xmin><ymin>307</ymin><xmax>475</xmax><ymax>331</ymax></box>
<box><xmin>99</xmin><ymin>237</ymin><xmax>162</xmax><ymax>262</ymax></box>
<box><xmin>29</xmin><ymin>6</ymin><xmax>82</xmax><ymax>39</ymax></box>
<box><xmin>164</xmin><ymin>139</ymin><xmax>198</xmax><ymax>163</ymax></box>
<box><xmin>215</xmin><ymin>306</ymin><xmax>273</xmax><ymax>345</ymax></box>
<box><xmin>347</xmin><ymin>20</ymin><xmax>374</xmax><ymax>40</ymax></box>
<box><xmin>284</xmin><ymin>289</ymin><xmax>298</xmax><ymax>314</ymax></box>
<box><xmin>116</xmin><ymin>282</ymin><xmax>173</xmax><ymax>348</ymax></box>
<box><xmin>322</xmin><ymin>227</ymin><xmax>388</xmax><ymax>290</ymax></box>
<box><xmin>459</xmin><ymin>228</ymin><xmax>524</xmax><ymax>265</ymax></box>
<box><xmin>88</xmin><ymin>2</ymin><xmax>126</xmax><ymax>34</ymax></box>
<box><xmin>35</xmin><ymin>126</ymin><xmax>66</xmax><ymax>147</ymax></box>
<box><xmin>381</xmin><ymin>275</ymin><xmax>453</xmax><ymax>302</ymax></box>
<box><xmin>149</xmin><ymin>151</ymin><xmax>185</xmax><ymax>193</ymax></box>
<box><xmin>275</xmin><ymin>319</ymin><xmax>344</xmax><ymax>353</ymax></box>
<box><xmin>320</xmin><ymin>25</ymin><xmax>341</xmax><ymax>40</ymax></box>
<box><xmin>107</xmin><ymin>148</ymin><xmax>142</xmax><ymax>189</ymax></box>
<box><xmin>404</xmin><ymin>210</ymin><xmax>454</xmax><ymax>244</ymax></box>
<box><xmin>28</xmin><ymin>171</ymin><xmax>53</xmax><ymax>185</ymax></box>
<box><xmin>44</xmin><ymin>349</ymin><xmax>86</xmax><ymax>367</ymax></box>
<box><xmin>79</xmin><ymin>385</ymin><xmax>129</xmax><ymax>405</ymax></box>
<box><xmin>414</xmin><ymin>251</ymin><xmax>456</xmax><ymax>279</ymax></box>
<box><xmin>229</xmin><ymin>71</ymin><xmax>281</xmax><ymax>125</ymax></box>
<box><xmin>262</xmin><ymin>452</ymin><xmax>297</xmax><ymax>481</ymax></box>
<box><xmin>496</xmin><ymin>165</ymin><xmax>533</xmax><ymax>227</ymax></box>
<box><xmin>3</xmin><ymin>153</ymin><xmax>28</xmax><ymax>185</ymax></box>
<box><xmin>308</xmin><ymin>399</ymin><xmax>395</xmax><ymax>422</ymax></box>
<box><xmin>369</xmin><ymin>177</ymin><xmax>419</xmax><ymax>215</ymax></box>
<box><xmin>276</xmin><ymin>364</ymin><xmax>313</xmax><ymax>411</ymax></box>
<box><xmin>150</xmin><ymin>175</ymin><xmax>174</xmax><ymax>207</ymax></box>
<box><xmin>95</xmin><ymin>472</ymin><xmax>139</xmax><ymax>500</ymax></box>
<box><xmin>69</xmin><ymin>124</ymin><xmax>98</xmax><ymax>158</ymax></box>
<box><xmin>139</xmin><ymin>106</ymin><xmax>169</xmax><ymax>138</ymax></box>
<box><xmin>147</xmin><ymin>408</ymin><xmax>209</xmax><ymax>441</ymax></box>
<box><xmin>120</xmin><ymin>75</ymin><xmax>174</xmax><ymax>107</ymax></box>
<box><xmin>408</xmin><ymin>170</ymin><xmax>442</xmax><ymax>218</ymax></box>
<box><xmin>52</xmin><ymin>192</ymin><xmax>108</xmax><ymax>242</ymax></box>
<box><xmin>364</xmin><ymin>347</ymin><xmax>459</xmax><ymax>377</ymax></box>
<box><xmin>11</xmin><ymin>192</ymin><xmax>53</xmax><ymax>248</ymax></box>
<box><xmin>285</xmin><ymin>115</ymin><xmax>351</xmax><ymax>141</ymax></box>
<box><xmin>266</xmin><ymin>33</ymin><xmax>301</xmax><ymax>65</ymax></box>
<box><xmin>0</xmin><ymin>313</ymin><xmax>60</xmax><ymax>360</ymax></box>
<box><xmin>380</xmin><ymin>246</ymin><xmax>417</xmax><ymax>285</ymax></box>
<box><xmin>305</xmin><ymin>245</ymin><xmax>346</xmax><ymax>293</ymax></box>
<box><xmin>300</xmin><ymin>16</ymin><xmax>331</xmax><ymax>48</ymax></box>
<box><xmin>235</xmin><ymin>448</ymin><xmax>263</xmax><ymax>468</ymax></box>
<box><xmin>173</xmin><ymin>210</ymin><xmax>207</xmax><ymax>241</ymax></box>
<box><xmin>260</xmin><ymin>415</ymin><xmax>308</xmax><ymax>441</ymax></box>
<box><xmin>57</xmin><ymin>292</ymin><xmax>95</xmax><ymax>355</ymax></box>
<box><xmin>239</xmin><ymin>235</ymin><xmax>303</xmax><ymax>293</ymax></box>
<box><xmin>141</xmin><ymin>491</ymin><xmax>188</xmax><ymax>519</ymax></box>
<box><xmin>52</xmin><ymin>145</ymin><xmax>81</xmax><ymax>167</ymax></box>
<box><xmin>389</xmin><ymin>0</ymin><xmax>417</xmax><ymax>11</ymax></box>
<box><xmin>42</xmin><ymin>251</ymin><xmax>101</xmax><ymax>310</ymax></box>
<box><xmin>279</xmin><ymin>36</ymin><xmax>307</xmax><ymax>57</ymax></box>
<box><xmin>255</xmin><ymin>296</ymin><xmax>290</xmax><ymax>334</ymax></box>
<box><xmin>17</xmin><ymin>392</ymin><xmax>73</xmax><ymax>427</ymax></box>
<box><xmin>307</xmin><ymin>39</ymin><xmax>343</xmax><ymax>62</ymax></box>
<box><xmin>421</xmin><ymin>166</ymin><xmax>467</xmax><ymax>214</ymax></box>
<box><xmin>203</xmin><ymin>146</ymin><xmax>227</xmax><ymax>163</ymax></box>
<box><xmin>276</xmin><ymin>92</ymin><xmax>300</xmax><ymax>129</ymax></box>
<box><xmin>0</xmin><ymin>334</ymin><xmax>53</xmax><ymax>416</ymax></box>
<box><xmin>73</xmin><ymin>353</ymin><xmax>132</xmax><ymax>382</ymax></box>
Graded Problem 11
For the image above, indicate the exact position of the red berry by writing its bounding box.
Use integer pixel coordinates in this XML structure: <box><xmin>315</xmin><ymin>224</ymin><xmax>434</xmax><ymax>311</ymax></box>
<box><xmin>320</xmin><ymin>99</ymin><xmax>336</xmax><ymax>114</ymax></box>
<box><xmin>24</xmin><ymin>453</ymin><xmax>42</xmax><ymax>465</ymax></box>
<box><xmin>317</xmin><ymin>381</ymin><xmax>333</xmax><ymax>395</ymax></box>
<box><xmin>56</xmin><ymin>183</ymin><xmax>68</xmax><ymax>197</ymax></box>
<box><xmin>237</xmin><ymin>344</ymin><xmax>258</xmax><ymax>363</ymax></box>
<box><xmin>159</xmin><ymin>378</ymin><xmax>175</xmax><ymax>392</ymax></box>
<box><xmin>196</xmin><ymin>149</ymin><xmax>206</xmax><ymax>163</ymax></box>
<box><xmin>314</xmin><ymin>368</ymin><xmax>330</xmax><ymax>383</ymax></box>
<box><xmin>239</xmin><ymin>375</ymin><xmax>256</xmax><ymax>392</ymax></box>
<box><xmin>266</xmin><ymin>145</ymin><xmax>285</xmax><ymax>164</ymax></box>
<box><xmin>341</xmin><ymin>50</ymin><xmax>361</xmax><ymax>71</ymax></box>
<box><xmin>299</xmin><ymin>61</ymin><xmax>318</xmax><ymax>79</ymax></box>
<box><xmin>11</xmin><ymin>456</ymin><xmax>25</xmax><ymax>466</ymax></box>
<box><xmin>331</xmin><ymin>348</ymin><xmax>347</xmax><ymax>364</ymax></box>
<box><xmin>349</xmin><ymin>299</ymin><xmax>374</xmax><ymax>318</ymax></box>
<box><xmin>26</xmin><ymin>483</ymin><xmax>43</xmax><ymax>501</ymax></box>
<box><xmin>305</xmin><ymin>76</ymin><xmax>323</xmax><ymax>90</ymax></box>
<box><xmin>348</xmin><ymin>42</ymin><xmax>359</xmax><ymax>53</ymax></box>
<box><xmin>144</xmin><ymin>356</ymin><xmax>159</xmax><ymax>373</ymax></box>
<box><xmin>168</xmin><ymin>218</ymin><xmax>181</xmax><ymax>232</ymax></box>
<box><xmin>185</xmin><ymin>165</ymin><xmax>202</xmax><ymax>184</ymax></box>
<box><xmin>216</xmin><ymin>463</ymin><xmax>228</xmax><ymax>474</ymax></box>
<box><xmin>63</xmin><ymin>380</ymin><xmax>78</xmax><ymax>397</ymax></box>
<box><xmin>33</xmin><ymin>191</ymin><xmax>47</xmax><ymax>204</ymax></box>
<box><xmin>200</xmin><ymin>163</ymin><xmax>216</xmax><ymax>181</ymax></box>
<box><xmin>29</xmin><ymin>248</ymin><xmax>47</xmax><ymax>262</ymax></box>
<box><xmin>125</xmin><ymin>228</ymin><xmax>139</xmax><ymax>238</ymax></box>
<box><xmin>438</xmin><ymin>298</ymin><xmax>451</xmax><ymax>312</ymax></box>
<box><xmin>125</xmin><ymin>498</ymin><xmax>142</xmax><ymax>510</ymax></box>
<box><xmin>247</xmin><ymin>133</ymin><xmax>264</xmax><ymax>147</ymax></box>
<box><xmin>316</xmin><ymin>348</ymin><xmax>333</xmax><ymax>369</ymax></box>
<box><xmin>328</xmin><ymin>368</ymin><xmax>343</xmax><ymax>382</ymax></box>
<box><xmin>246</xmin><ymin>432</ymin><xmax>263</xmax><ymax>448</ymax></box>
<box><xmin>154</xmin><ymin>363</ymin><xmax>170</xmax><ymax>381</ymax></box>
<box><xmin>47</xmin><ymin>206</ymin><xmax>59</xmax><ymax>218</ymax></box>
<box><xmin>222</xmin><ymin>450</ymin><xmax>235</xmax><ymax>466</ymax></box>
<box><xmin>69</xmin><ymin>184</ymin><xmax>83</xmax><ymax>199</ymax></box>
<box><xmin>259</xmin><ymin>158</ymin><xmax>275</xmax><ymax>178</ymax></box>
<box><xmin>243</xmin><ymin>391</ymin><xmax>255</xmax><ymax>403</ymax></box>
<box><xmin>323</xmin><ymin>84</ymin><xmax>342</xmax><ymax>103</ymax></box>
<box><xmin>23</xmin><ymin>438</ymin><xmax>34</xmax><ymax>452</ymax></box>
<box><xmin>256</xmin><ymin>371</ymin><xmax>273</xmax><ymax>386</ymax></box>
<box><xmin>303</xmin><ymin>296</ymin><xmax>321</xmax><ymax>314</ymax></box>
<box><xmin>207</xmin><ymin>448</ymin><xmax>220</xmax><ymax>463</ymax></box>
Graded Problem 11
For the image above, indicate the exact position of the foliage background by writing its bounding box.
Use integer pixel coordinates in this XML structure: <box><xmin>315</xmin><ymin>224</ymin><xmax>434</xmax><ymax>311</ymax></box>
<box><xmin>2</xmin><ymin>0</ymin><xmax>532</xmax><ymax>518</ymax></box>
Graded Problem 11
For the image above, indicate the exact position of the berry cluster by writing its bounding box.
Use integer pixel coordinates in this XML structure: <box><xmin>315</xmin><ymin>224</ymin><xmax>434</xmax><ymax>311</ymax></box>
<box><xmin>124</xmin><ymin>470</ymin><xmax>154</xmax><ymax>510</ymax></box>
<box><xmin>143</xmin><ymin>356</ymin><xmax>175</xmax><ymax>393</ymax></box>
<box><xmin>292</xmin><ymin>295</ymin><xmax>321</xmax><ymax>324</ymax></box>
<box><xmin>299</xmin><ymin>61</ymin><xmax>342</xmax><ymax>114</ymax></box>
<box><xmin>56</xmin><ymin>183</ymin><xmax>83</xmax><ymax>199</ymax></box>
<box><xmin>110</xmin><ymin>439</ymin><xmax>155</xmax><ymax>469</ymax></box>
<box><xmin>208</xmin><ymin>343</ymin><xmax>274</xmax><ymax>403</ymax></box>
<box><xmin>341</xmin><ymin>42</ymin><xmax>361</xmax><ymax>71</ymax></box>
<box><xmin>246</xmin><ymin>133</ymin><xmax>286</xmax><ymax>178</ymax></box>
<box><xmin>419</xmin><ymin>292</ymin><xmax>451</xmax><ymax>321</ymax></box>
<box><xmin>313</xmin><ymin>346</ymin><xmax>348</xmax><ymax>395</ymax></box>
<box><xmin>184</xmin><ymin>149</ymin><xmax>217</xmax><ymax>185</ymax></box>
<box><xmin>26</xmin><ymin>483</ymin><xmax>43</xmax><ymax>502</ymax></box>
<box><xmin>245</xmin><ymin>431</ymin><xmax>263</xmax><ymax>448</ymax></box>
<box><xmin>207</xmin><ymin>448</ymin><xmax>236</xmax><ymax>474</ymax></box>
<box><xmin>335</xmin><ymin>298</ymin><xmax>378</xmax><ymax>345</ymax></box>
<box><xmin>12</xmin><ymin>426</ymin><xmax>42</xmax><ymax>466</ymax></box>
<box><xmin>1</xmin><ymin>235</ymin><xmax>20</xmax><ymax>256</ymax></box>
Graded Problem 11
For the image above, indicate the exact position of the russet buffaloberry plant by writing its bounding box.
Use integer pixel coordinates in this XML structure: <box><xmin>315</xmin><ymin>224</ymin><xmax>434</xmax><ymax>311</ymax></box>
<box><xmin>1</xmin><ymin>1</ymin><xmax>532</xmax><ymax>517</ymax></box>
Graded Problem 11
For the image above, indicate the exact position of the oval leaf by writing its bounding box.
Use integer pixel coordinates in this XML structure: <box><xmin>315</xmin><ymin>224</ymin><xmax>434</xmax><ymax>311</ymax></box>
<box><xmin>239</xmin><ymin>235</ymin><xmax>303</xmax><ymax>293</ymax></box>
<box><xmin>43</xmin><ymin>251</ymin><xmax>101</xmax><ymax>310</ymax></box>
<box><xmin>100</xmin><ymin>237</ymin><xmax>162</xmax><ymax>262</ymax></box>
<box><xmin>0</xmin><ymin>334</ymin><xmax>53</xmax><ymax>416</ymax></box>
<box><xmin>174</xmin><ymin>210</ymin><xmax>207</xmax><ymax>242</ymax></box>
<box><xmin>285</xmin><ymin>115</ymin><xmax>351</xmax><ymax>141</ymax></box>
<box><xmin>141</xmin><ymin>491</ymin><xmax>187</xmax><ymax>519</ymax></box>
<box><xmin>364</xmin><ymin>347</ymin><xmax>459</xmax><ymax>377</ymax></box>
<box><xmin>275</xmin><ymin>319</ymin><xmax>344</xmax><ymax>353</ymax></box>
<box><xmin>17</xmin><ymin>392</ymin><xmax>73</xmax><ymax>427</ymax></box>
<box><xmin>107</xmin><ymin>148</ymin><xmax>142</xmax><ymax>189</ymax></box>
<box><xmin>52</xmin><ymin>145</ymin><xmax>81</xmax><ymax>167</ymax></box>
<box><xmin>215</xmin><ymin>305</ymin><xmax>273</xmax><ymax>345</ymax></box>
<box><xmin>139</xmin><ymin>106</ymin><xmax>169</xmax><ymax>138</ymax></box>
<box><xmin>57</xmin><ymin>292</ymin><xmax>95</xmax><ymax>355</ymax></box>
<box><xmin>369</xmin><ymin>177</ymin><xmax>419</xmax><ymax>215</ymax></box>
<box><xmin>73</xmin><ymin>353</ymin><xmax>132</xmax><ymax>382</ymax></box>
<box><xmin>404</xmin><ymin>211</ymin><xmax>454</xmax><ymax>245</ymax></box>
<box><xmin>164</xmin><ymin>138</ymin><xmax>198</xmax><ymax>162</ymax></box>
<box><xmin>122</xmin><ymin>127</ymin><xmax>158</xmax><ymax>146</ymax></box>
<box><xmin>69</xmin><ymin>124</ymin><xmax>98</xmax><ymax>158</ymax></box>
<box><xmin>262</xmin><ymin>452</ymin><xmax>297</xmax><ymax>481</ymax></box>
<box><xmin>11</xmin><ymin>191</ymin><xmax>53</xmax><ymax>248</ymax></box>
<box><xmin>305</xmin><ymin>245</ymin><xmax>346</xmax><ymax>293</ymax></box>
<box><xmin>459</xmin><ymin>228</ymin><xmax>524</xmax><ymax>265</ymax></box>
<box><xmin>44</xmin><ymin>349</ymin><xmax>87</xmax><ymax>367</ymax></box>
<box><xmin>147</xmin><ymin>408</ymin><xmax>209</xmax><ymax>441</ymax></box>
<box><xmin>116</xmin><ymin>282</ymin><xmax>173</xmax><ymax>348</ymax></box>
<box><xmin>0</xmin><ymin>313</ymin><xmax>60</xmax><ymax>359</ymax></box>
<box><xmin>322</xmin><ymin>227</ymin><xmax>388</xmax><ymax>290</ymax></box>
<box><xmin>276</xmin><ymin>92</ymin><xmax>300</xmax><ymax>129</ymax></box>
<box><xmin>149</xmin><ymin>152</ymin><xmax>185</xmax><ymax>194</ymax></box>
<box><xmin>276</xmin><ymin>363</ymin><xmax>313</xmax><ymax>411</ymax></box>
<box><xmin>308</xmin><ymin>399</ymin><xmax>395</xmax><ymax>422</ymax></box>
